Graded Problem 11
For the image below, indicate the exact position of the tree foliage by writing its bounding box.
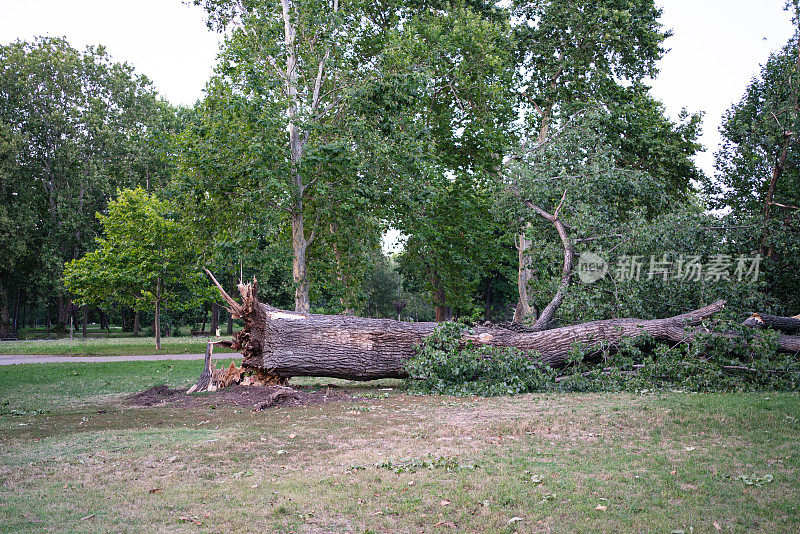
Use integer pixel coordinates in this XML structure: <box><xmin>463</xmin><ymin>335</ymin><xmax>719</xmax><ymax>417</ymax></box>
<box><xmin>0</xmin><ymin>37</ymin><xmax>181</xmax><ymax>325</ymax></box>
<box><xmin>64</xmin><ymin>188</ymin><xmax>208</xmax><ymax>348</ymax></box>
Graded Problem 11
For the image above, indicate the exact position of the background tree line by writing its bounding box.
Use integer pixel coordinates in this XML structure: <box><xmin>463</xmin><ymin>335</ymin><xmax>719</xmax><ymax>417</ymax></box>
<box><xmin>0</xmin><ymin>0</ymin><xmax>798</xmax><ymax>341</ymax></box>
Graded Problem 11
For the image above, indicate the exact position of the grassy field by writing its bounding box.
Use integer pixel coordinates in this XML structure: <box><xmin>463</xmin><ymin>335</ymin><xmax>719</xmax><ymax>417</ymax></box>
<box><xmin>0</xmin><ymin>361</ymin><xmax>798</xmax><ymax>532</ymax></box>
<box><xmin>0</xmin><ymin>336</ymin><xmax>235</xmax><ymax>356</ymax></box>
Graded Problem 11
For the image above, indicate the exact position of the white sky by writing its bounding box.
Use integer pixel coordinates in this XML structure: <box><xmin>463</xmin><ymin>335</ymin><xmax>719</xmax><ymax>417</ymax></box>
<box><xmin>0</xmin><ymin>0</ymin><xmax>796</xmax><ymax>180</ymax></box>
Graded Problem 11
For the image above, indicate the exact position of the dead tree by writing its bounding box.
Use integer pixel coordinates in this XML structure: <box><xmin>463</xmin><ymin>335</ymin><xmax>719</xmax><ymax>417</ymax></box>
<box><xmin>199</xmin><ymin>270</ymin><xmax>800</xmax><ymax>386</ymax></box>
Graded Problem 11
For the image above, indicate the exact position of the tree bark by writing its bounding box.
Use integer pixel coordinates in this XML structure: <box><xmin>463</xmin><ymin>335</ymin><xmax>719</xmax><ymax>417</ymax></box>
<box><xmin>526</xmin><ymin>191</ymin><xmax>573</xmax><ymax>331</ymax></box>
<box><xmin>513</xmin><ymin>223</ymin><xmax>534</xmax><ymax>323</ymax></box>
<box><xmin>227</xmin><ymin>275</ymin><xmax>235</xmax><ymax>335</ymax></box>
<box><xmin>56</xmin><ymin>294</ymin><xmax>70</xmax><ymax>327</ymax></box>
<box><xmin>0</xmin><ymin>276</ymin><xmax>9</xmax><ymax>334</ymax></box>
<box><xmin>210</xmin><ymin>303</ymin><xmax>220</xmax><ymax>334</ymax></box>
<box><xmin>154</xmin><ymin>277</ymin><xmax>162</xmax><ymax>350</ymax></box>
<box><xmin>82</xmin><ymin>305</ymin><xmax>88</xmax><ymax>339</ymax></box>
<box><xmin>133</xmin><ymin>311</ymin><xmax>140</xmax><ymax>337</ymax></box>
<box><xmin>291</xmin><ymin>211</ymin><xmax>312</xmax><ymax>314</ymax></box>
<box><xmin>743</xmin><ymin>312</ymin><xmax>800</xmax><ymax>334</ymax></box>
<box><xmin>206</xmin><ymin>271</ymin><xmax>800</xmax><ymax>382</ymax></box>
<box><xmin>155</xmin><ymin>301</ymin><xmax>161</xmax><ymax>350</ymax></box>
<box><xmin>431</xmin><ymin>272</ymin><xmax>452</xmax><ymax>323</ymax></box>
<box><xmin>12</xmin><ymin>289</ymin><xmax>20</xmax><ymax>334</ymax></box>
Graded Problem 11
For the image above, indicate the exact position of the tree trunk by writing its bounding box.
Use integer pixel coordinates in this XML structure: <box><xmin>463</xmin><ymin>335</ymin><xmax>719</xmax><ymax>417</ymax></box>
<box><xmin>12</xmin><ymin>289</ymin><xmax>20</xmax><ymax>334</ymax></box>
<box><xmin>291</xmin><ymin>212</ymin><xmax>311</xmax><ymax>314</ymax></box>
<box><xmin>513</xmin><ymin>224</ymin><xmax>534</xmax><ymax>323</ymax></box>
<box><xmin>227</xmin><ymin>275</ymin><xmax>235</xmax><ymax>335</ymax></box>
<box><xmin>0</xmin><ymin>275</ymin><xmax>9</xmax><ymax>334</ymax></box>
<box><xmin>82</xmin><ymin>305</ymin><xmax>88</xmax><ymax>338</ymax></box>
<box><xmin>431</xmin><ymin>272</ymin><xmax>451</xmax><ymax>322</ymax></box>
<box><xmin>206</xmin><ymin>272</ymin><xmax>800</xmax><ymax>383</ymax></box>
<box><xmin>133</xmin><ymin>311</ymin><xmax>140</xmax><ymax>337</ymax></box>
<box><xmin>56</xmin><ymin>294</ymin><xmax>70</xmax><ymax>327</ymax></box>
<box><xmin>0</xmin><ymin>297</ymin><xmax>9</xmax><ymax>335</ymax></box>
<box><xmin>155</xmin><ymin>301</ymin><xmax>161</xmax><ymax>350</ymax></box>
<box><xmin>100</xmin><ymin>310</ymin><xmax>110</xmax><ymax>336</ymax></box>
<box><xmin>210</xmin><ymin>303</ymin><xmax>220</xmax><ymax>335</ymax></box>
<box><xmin>743</xmin><ymin>312</ymin><xmax>800</xmax><ymax>334</ymax></box>
<box><xmin>155</xmin><ymin>276</ymin><xmax>162</xmax><ymax>349</ymax></box>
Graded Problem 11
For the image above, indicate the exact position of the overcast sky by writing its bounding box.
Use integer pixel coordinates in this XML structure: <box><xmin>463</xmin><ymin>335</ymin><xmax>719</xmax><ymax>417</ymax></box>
<box><xmin>0</xmin><ymin>0</ymin><xmax>796</xmax><ymax>178</ymax></box>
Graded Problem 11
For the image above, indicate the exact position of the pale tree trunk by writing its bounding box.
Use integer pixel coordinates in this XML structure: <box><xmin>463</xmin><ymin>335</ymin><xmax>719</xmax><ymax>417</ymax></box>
<box><xmin>513</xmin><ymin>223</ymin><xmax>534</xmax><ymax>323</ymax></box>
<box><xmin>509</xmin><ymin>182</ymin><xmax>574</xmax><ymax>330</ymax></box>
<box><xmin>514</xmin><ymin>101</ymin><xmax>556</xmax><ymax>323</ymax></box>
<box><xmin>527</xmin><ymin>191</ymin><xmax>573</xmax><ymax>331</ymax></box>
<box><xmin>291</xmin><ymin>211</ymin><xmax>312</xmax><ymax>313</ymax></box>
<box><xmin>277</xmin><ymin>0</ymin><xmax>337</xmax><ymax>314</ymax></box>
<box><xmin>280</xmin><ymin>0</ymin><xmax>312</xmax><ymax>314</ymax></box>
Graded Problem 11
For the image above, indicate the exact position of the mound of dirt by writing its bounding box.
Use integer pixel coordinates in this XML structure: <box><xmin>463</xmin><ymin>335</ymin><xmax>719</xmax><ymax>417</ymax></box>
<box><xmin>125</xmin><ymin>385</ymin><xmax>184</xmax><ymax>406</ymax></box>
<box><xmin>124</xmin><ymin>384</ymin><xmax>353</xmax><ymax>410</ymax></box>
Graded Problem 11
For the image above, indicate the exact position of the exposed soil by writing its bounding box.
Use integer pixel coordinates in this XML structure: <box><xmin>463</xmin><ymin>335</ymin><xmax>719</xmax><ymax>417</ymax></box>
<box><xmin>124</xmin><ymin>384</ymin><xmax>354</xmax><ymax>410</ymax></box>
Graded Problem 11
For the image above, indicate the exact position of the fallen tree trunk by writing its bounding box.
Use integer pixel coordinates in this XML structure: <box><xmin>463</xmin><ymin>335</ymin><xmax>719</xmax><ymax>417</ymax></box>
<box><xmin>743</xmin><ymin>312</ymin><xmax>800</xmax><ymax>334</ymax></box>
<box><xmin>204</xmin><ymin>271</ymin><xmax>799</xmax><ymax>382</ymax></box>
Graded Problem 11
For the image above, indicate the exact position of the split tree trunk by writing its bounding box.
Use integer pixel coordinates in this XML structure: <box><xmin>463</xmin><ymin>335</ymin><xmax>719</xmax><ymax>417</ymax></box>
<box><xmin>207</xmin><ymin>271</ymin><xmax>800</xmax><ymax>382</ymax></box>
<box><xmin>513</xmin><ymin>224</ymin><xmax>534</xmax><ymax>323</ymax></box>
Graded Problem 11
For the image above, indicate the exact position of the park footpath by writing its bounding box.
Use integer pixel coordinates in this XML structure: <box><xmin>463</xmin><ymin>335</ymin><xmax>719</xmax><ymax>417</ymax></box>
<box><xmin>0</xmin><ymin>354</ymin><xmax>207</xmax><ymax>365</ymax></box>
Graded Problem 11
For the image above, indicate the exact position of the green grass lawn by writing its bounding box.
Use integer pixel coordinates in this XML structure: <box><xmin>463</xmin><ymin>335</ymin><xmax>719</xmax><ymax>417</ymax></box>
<box><xmin>0</xmin><ymin>361</ymin><xmax>798</xmax><ymax>532</ymax></box>
<box><xmin>0</xmin><ymin>336</ymin><xmax>235</xmax><ymax>356</ymax></box>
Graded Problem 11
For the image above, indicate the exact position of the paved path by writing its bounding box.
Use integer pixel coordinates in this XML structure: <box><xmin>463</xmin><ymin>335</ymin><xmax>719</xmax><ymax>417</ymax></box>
<box><xmin>0</xmin><ymin>353</ymin><xmax>216</xmax><ymax>365</ymax></box>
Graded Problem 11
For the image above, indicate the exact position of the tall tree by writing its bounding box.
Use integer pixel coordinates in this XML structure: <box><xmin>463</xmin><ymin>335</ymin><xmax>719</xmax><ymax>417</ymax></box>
<box><xmin>707</xmin><ymin>36</ymin><xmax>800</xmax><ymax>220</ymax></box>
<box><xmin>0</xmin><ymin>123</ymin><xmax>36</xmax><ymax>333</ymax></box>
<box><xmin>705</xmin><ymin>31</ymin><xmax>800</xmax><ymax>314</ymax></box>
<box><xmin>510</xmin><ymin>0</ymin><xmax>703</xmax><ymax>322</ymax></box>
<box><xmin>64</xmin><ymin>188</ymin><xmax>207</xmax><ymax>349</ymax></box>
<box><xmin>382</xmin><ymin>2</ymin><xmax>517</xmax><ymax>321</ymax></box>
<box><xmin>193</xmin><ymin>0</ymin><xmax>388</xmax><ymax>313</ymax></box>
<box><xmin>0</xmin><ymin>37</ymin><xmax>177</xmax><ymax>326</ymax></box>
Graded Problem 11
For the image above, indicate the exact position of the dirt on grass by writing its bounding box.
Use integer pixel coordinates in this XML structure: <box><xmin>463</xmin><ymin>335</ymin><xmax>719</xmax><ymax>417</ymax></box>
<box><xmin>124</xmin><ymin>384</ymin><xmax>354</xmax><ymax>410</ymax></box>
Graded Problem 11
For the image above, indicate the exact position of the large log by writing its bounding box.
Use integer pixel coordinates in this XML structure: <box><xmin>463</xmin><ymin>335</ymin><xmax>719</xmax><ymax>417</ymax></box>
<box><xmin>743</xmin><ymin>312</ymin><xmax>800</xmax><ymax>334</ymax></box>
<box><xmin>203</xmin><ymin>271</ymin><xmax>797</xmax><ymax>382</ymax></box>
